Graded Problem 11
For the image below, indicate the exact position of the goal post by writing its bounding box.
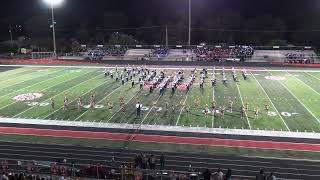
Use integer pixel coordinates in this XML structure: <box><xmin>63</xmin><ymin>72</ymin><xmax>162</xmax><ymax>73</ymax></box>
<box><xmin>31</xmin><ymin>52</ymin><xmax>55</xmax><ymax>60</ymax></box>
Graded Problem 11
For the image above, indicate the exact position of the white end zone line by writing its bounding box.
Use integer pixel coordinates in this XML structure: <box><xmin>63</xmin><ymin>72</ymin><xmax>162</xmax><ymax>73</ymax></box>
<box><xmin>287</xmin><ymin>71</ymin><xmax>320</xmax><ymax>97</ymax></box>
<box><xmin>268</xmin><ymin>71</ymin><xmax>320</xmax><ymax>125</ymax></box>
<box><xmin>235</xmin><ymin>83</ymin><xmax>252</xmax><ymax>130</ymax></box>
<box><xmin>251</xmin><ymin>72</ymin><xmax>290</xmax><ymax>131</ymax></box>
<box><xmin>13</xmin><ymin>71</ymin><xmax>101</xmax><ymax>118</ymax></box>
<box><xmin>176</xmin><ymin>91</ymin><xmax>190</xmax><ymax>126</ymax></box>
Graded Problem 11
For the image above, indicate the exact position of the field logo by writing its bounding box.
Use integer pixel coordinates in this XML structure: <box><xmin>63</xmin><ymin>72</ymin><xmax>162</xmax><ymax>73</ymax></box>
<box><xmin>13</xmin><ymin>93</ymin><xmax>44</xmax><ymax>102</ymax></box>
<box><xmin>264</xmin><ymin>76</ymin><xmax>286</xmax><ymax>81</ymax></box>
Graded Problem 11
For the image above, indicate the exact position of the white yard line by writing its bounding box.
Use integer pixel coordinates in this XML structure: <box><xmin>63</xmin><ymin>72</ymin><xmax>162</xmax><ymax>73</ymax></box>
<box><xmin>140</xmin><ymin>95</ymin><xmax>162</xmax><ymax>125</ymax></box>
<box><xmin>268</xmin><ymin>71</ymin><xmax>320</xmax><ymax>125</ymax></box>
<box><xmin>13</xmin><ymin>71</ymin><xmax>100</xmax><ymax>118</ymax></box>
<box><xmin>43</xmin><ymin>80</ymin><xmax>111</xmax><ymax>120</ymax></box>
<box><xmin>287</xmin><ymin>71</ymin><xmax>320</xmax><ymax>97</ymax></box>
<box><xmin>251</xmin><ymin>73</ymin><xmax>290</xmax><ymax>131</ymax></box>
<box><xmin>306</xmin><ymin>72</ymin><xmax>320</xmax><ymax>81</ymax></box>
<box><xmin>175</xmin><ymin>91</ymin><xmax>190</xmax><ymax>126</ymax></box>
<box><xmin>0</xmin><ymin>69</ymin><xmax>65</xmax><ymax>99</ymax></box>
<box><xmin>74</xmin><ymin>85</ymin><xmax>123</xmax><ymax>121</ymax></box>
<box><xmin>235</xmin><ymin>83</ymin><xmax>252</xmax><ymax>130</ymax></box>
<box><xmin>106</xmin><ymin>90</ymin><xmax>141</xmax><ymax>123</ymax></box>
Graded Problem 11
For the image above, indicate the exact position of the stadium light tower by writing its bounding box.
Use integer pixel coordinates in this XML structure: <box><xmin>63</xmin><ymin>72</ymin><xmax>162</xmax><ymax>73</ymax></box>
<box><xmin>188</xmin><ymin>0</ymin><xmax>191</xmax><ymax>46</ymax></box>
<box><xmin>43</xmin><ymin>0</ymin><xmax>63</xmax><ymax>58</ymax></box>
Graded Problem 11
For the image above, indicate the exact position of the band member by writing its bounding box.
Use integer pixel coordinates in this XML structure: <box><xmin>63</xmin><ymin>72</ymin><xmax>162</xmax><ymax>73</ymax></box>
<box><xmin>254</xmin><ymin>107</ymin><xmax>260</xmax><ymax>119</ymax></box>
<box><xmin>77</xmin><ymin>96</ymin><xmax>82</xmax><ymax>112</ymax></box>
<box><xmin>240</xmin><ymin>105</ymin><xmax>246</xmax><ymax>119</ymax></box>
<box><xmin>228</xmin><ymin>98</ymin><xmax>233</xmax><ymax>113</ymax></box>
<box><xmin>185</xmin><ymin>104</ymin><xmax>190</xmax><ymax>117</ymax></box>
<box><xmin>131</xmin><ymin>79</ymin><xmax>135</xmax><ymax>87</ymax></box>
<box><xmin>211</xmin><ymin>98</ymin><xmax>216</xmax><ymax>113</ymax></box>
<box><xmin>50</xmin><ymin>98</ymin><xmax>55</xmax><ymax>110</ymax></box>
<box><xmin>204</xmin><ymin>104</ymin><xmax>209</xmax><ymax>118</ymax></box>
<box><xmin>140</xmin><ymin>80</ymin><xmax>144</xmax><ymax>90</ymax></box>
<box><xmin>265</xmin><ymin>103</ymin><xmax>270</xmax><ymax>114</ymax></box>
<box><xmin>136</xmin><ymin>101</ymin><xmax>142</xmax><ymax>118</ymax></box>
<box><xmin>220</xmin><ymin>106</ymin><xmax>225</xmax><ymax>119</ymax></box>
<box><xmin>245</xmin><ymin>102</ymin><xmax>249</xmax><ymax>111</ymax></box>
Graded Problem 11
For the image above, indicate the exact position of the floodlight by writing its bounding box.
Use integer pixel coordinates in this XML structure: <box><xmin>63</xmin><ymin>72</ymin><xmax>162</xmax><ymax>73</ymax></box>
<box><xmin>43</xmin><ymin>0</ymin><xmax>63</xmax><ymax>6</ymax></box>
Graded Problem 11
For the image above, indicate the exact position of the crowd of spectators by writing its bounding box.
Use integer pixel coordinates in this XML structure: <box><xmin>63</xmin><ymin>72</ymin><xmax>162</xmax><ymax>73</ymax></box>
<box><xmin>284</xmin><ymin>52</ymin><xmax>315</xmax><ymax>64</ymax></box>
<box><xmin>150</xmin><ymin>47</ymin><xmax>169</xmax><ymax>58</ymax></box>
<box><xmin>76</xmin><ymin>46</ymin><xmax>128</xmax><ymax>59</ymax></box>
<box><xmin>192</xmin><ymin>46</ymin><xmax>254</xmax><ymax>61</ymax></box>
<box><xmin>0</xmin><ymin>154</ymin><xmax>279</xmax><ymax>180</ymax></box>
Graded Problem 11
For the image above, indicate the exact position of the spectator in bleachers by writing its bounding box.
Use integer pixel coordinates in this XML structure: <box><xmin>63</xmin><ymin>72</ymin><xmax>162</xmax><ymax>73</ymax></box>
<box><xmin>160</xmin><ymin>153</ymin><xmax>165</xmax><ymax>170</ymax></box>
<box><xmin>212</xmin><ymin>168</ymin><xmax>224</xmax><ymax>180</ymax></box>
<box><xmin>225</xmin><ymin>169</ymin><xmax>232</xmax><ymax>180</ymax></box>
<box><xmin>256</xmin><ymin>168</ymin><xmax>266</xmax><ymax>180</ymax></box>
<box><xmin>267</xmin><ymin>172</ymin><xmax>276</xmax><ymax>180</ymax></box>
<box><xmin>151</xmin><ymin>47</ymin><xmax>169</xmax><ymax>58</ymax></box>
<box><xmin>203</xmin><ymin>169</ymin><xmax>211</xmax><ymax>180</ymax></box>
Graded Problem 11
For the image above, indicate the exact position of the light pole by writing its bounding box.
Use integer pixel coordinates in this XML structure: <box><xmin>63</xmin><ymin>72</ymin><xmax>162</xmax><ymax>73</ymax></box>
<box><xmin>188</xmin><ymin>0</ymin><xmax>191</xmax><ymax>46</ymax></box>
<box><xmin>44</xmin><ymin>0</ymin><xmax>63</xmax><ymax>58</ymax></box>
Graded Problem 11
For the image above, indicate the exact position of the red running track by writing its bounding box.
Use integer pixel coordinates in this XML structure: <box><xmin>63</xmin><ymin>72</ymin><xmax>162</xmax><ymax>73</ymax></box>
<box><xmin>0</xmin><ymin>127</ymin><xmax>320</xmax><ymax>152</ymax></box>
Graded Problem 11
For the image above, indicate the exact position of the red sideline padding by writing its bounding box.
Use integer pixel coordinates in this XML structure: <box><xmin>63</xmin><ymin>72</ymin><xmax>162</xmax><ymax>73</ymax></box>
<box><xmin>0</xmin><ymin>127</ymin><xmax>319</xmax><ymax>152</ymax></box>
<box><xmin>0</xmin><ymin>59</ymin><xmax>97</xmax><ymax>65</ymax></box>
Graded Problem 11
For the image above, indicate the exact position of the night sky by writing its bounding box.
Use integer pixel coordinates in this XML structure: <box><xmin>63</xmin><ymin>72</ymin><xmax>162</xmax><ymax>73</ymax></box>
<box><xmin>0</xmin><ymin>0</ymin><xmax>319</xmax><ymax>43</ymax></box>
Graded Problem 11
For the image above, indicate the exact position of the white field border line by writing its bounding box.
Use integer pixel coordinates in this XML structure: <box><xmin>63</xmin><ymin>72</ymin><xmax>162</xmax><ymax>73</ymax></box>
<box><xmin>235</xmin><ymin>83</ymin><xmax>252</xmax><ymax>130</ymax></box>
<box><xmin>176</xmin><ymin>91</ymin><xmax>190</xmax><ymax>126</ymax></box>
<box><xmin>0</xmin><ymin>69</ymin><xmax>65</xmax><ymax>100</ymax></box>
<box><xmin>251</xmin><ymin>73</ymin><xmax>290</xmax><ymax>131</ymax></box>
<box><xmin>0</xmin><ymin>70</ymin><xmax>92</xmax><ymax>112</ymax></box>
<box><xmin>140</xmin><ymin>95</ymin><xmax>162</xmax><ymax>125</ymax></box>
<box><xmin>105</xmin><ymin>89</ymin><xmax>141</xmax><ymax>123</ymax></box>
<box><xmin>268</xmin><ymin>71</ymin><xmax>320</xmax><ymax>125</ymax></box>
<box><xmin>74</xmin><ymin>85</ymin><xmax>123</xmax><ymax>121</ymax></box>
<box><xmin>287</xmin><ymin>71</ymin><xmax>320</xmax><ymax>97</ymax></box>
<box><xmin>13</xmin><ymin>71</ymin><xmax>100</xmax><ymax>118</ymax></box>
<box><xmin>0</xmin><ymin>68</ymin><xmax>60</xmax><ymax>92</ymax></box>
<box><xmin>44</xmin><ymin>78</ymin><xmax>113</xmax><ymax>120</ymax></box>
<box><xmin>2</xmin><ymin>64</ymin><xmax>320</xmax><ymax>73</ymax></box>
<box><xmin>306</xmin><ymin>72</ymin><xmax>320</xmax><ymax>81</ymax></box>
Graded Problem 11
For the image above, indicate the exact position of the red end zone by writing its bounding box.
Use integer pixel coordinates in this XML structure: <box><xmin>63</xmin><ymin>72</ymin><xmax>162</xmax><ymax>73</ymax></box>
<box><xmin>0</xmin><ymin>127</ymin><xmax>319</xmax><ymax>152</ymax></box>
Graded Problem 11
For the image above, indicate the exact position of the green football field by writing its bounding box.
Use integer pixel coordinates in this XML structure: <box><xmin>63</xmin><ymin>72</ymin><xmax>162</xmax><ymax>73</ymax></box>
<box><xmin>0</xmin><ymin>65</ymin><xmax>320</xmax><ymax>133</ymax></box>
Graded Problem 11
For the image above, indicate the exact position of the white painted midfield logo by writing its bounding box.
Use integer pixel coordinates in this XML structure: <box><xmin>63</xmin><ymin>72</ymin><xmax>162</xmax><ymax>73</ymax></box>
<box><xmin>13</xmin><ymin>93</ymin><xmax>44</xmax><ymax>102</ymax></box>
<box><xmin>264</xmin><ymin>76</ymin><xmax>286</xmax><ymax>81</ymax></box>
